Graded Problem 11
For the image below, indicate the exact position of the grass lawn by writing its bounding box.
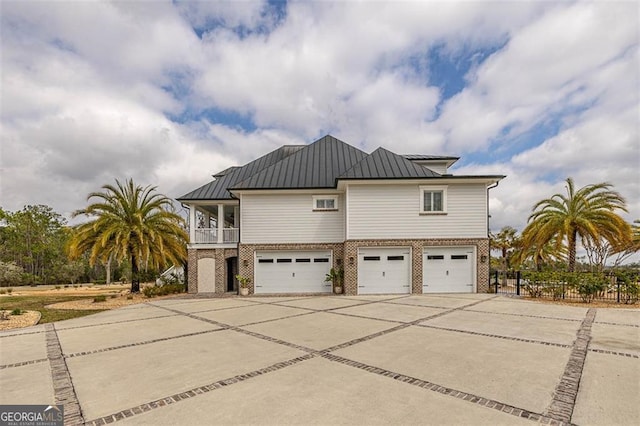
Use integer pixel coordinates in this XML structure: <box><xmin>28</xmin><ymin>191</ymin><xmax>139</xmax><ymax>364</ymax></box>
<box><xmin>0</xmin><ymin>294</ymin><xmax>108</xmax><ymax>323</ymax></box>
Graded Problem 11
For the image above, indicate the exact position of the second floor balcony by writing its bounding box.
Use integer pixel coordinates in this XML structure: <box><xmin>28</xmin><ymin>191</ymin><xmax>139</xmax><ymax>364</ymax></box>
<box><xmin>193</xmin><ymin>227</ymin><xmax>239</xmax><ymax>244</ymax></box>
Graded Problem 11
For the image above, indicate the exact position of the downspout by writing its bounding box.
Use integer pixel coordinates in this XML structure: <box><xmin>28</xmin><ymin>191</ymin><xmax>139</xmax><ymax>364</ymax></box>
<box><xmin>487</xmin><ymin>181</ymin><xmax>500</xmax><ymax>291</ymax></box>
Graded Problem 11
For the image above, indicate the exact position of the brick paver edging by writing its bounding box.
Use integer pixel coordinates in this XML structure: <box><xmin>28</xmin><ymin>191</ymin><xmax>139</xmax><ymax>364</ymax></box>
<box><xmin>84</xmin><ymin>354</ymin><xmax>315</xmax><ymax>426</ymax></box>
<box><xmin>587</xmin><ymin>348</ymin><xmax>639</xmax><ymax>358</ymax></box>
<box><xmin>593</xmin><ymin>320</ymin><xmax>640</xmax><ymax>328</ymax></box>
<box><xmin>63</xmin><ymin>328</ymin><xmax>224</xmax><ymax>359</ymax></box>
<box><xmin>321</xmin><ymin>353</ymin><xmax>571</xmax><ymax>426</ymax></box>
<box><xmin>0</xmin><ymin>357</ymin><xmax>48</xmax><ymax>370</ymax></box>
<box><xmin>545</xmin><ymin>308</ymin><xmax>596</xmax><ymax>423</ymax></box>
<box><xmin>417</xmin><ymin>323</ymin><xmax>572</xmax><ymax>349</ymax></box>
<box><xmin>45</xmin><ymin>323</ymin><xmax>84</xmax><ymax>426</ymax></box>
<box><xmin>462</xmin><ymin>308</ymin><xmax>583</xmax><ymax>323</ymax></box>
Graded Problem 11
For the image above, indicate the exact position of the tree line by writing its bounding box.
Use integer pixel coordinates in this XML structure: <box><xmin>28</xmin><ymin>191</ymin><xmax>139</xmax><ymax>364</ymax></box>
<box><xmin>491</xmin><ymin>178</ymin><xmax>639</xmax><ymax>272</ymax></box>
<box><xmin>1</xmin><ymin>179</ymin><xmax>187</xmax><ymax>292</ymax></box>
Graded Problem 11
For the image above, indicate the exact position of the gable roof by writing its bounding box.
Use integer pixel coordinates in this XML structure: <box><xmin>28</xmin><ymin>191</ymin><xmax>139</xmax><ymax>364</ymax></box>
<box><xmin>339</xmin><ymin>147</ymin><xmax>441</xmax><ymax>179</ymax></box>
<box><xmin>178</xmin><ymin>135</ymin><xmax>504</xmax><ymax>201</ymax></box>
<box><xmin>230</xmin><ymin>135</ymin><xmax>368</xmax><ymax>190</ymax></box>
<box><xmin>177</xmin><ymin>144</ymin><xmax>305</xmax><ymax>200</ymax></box>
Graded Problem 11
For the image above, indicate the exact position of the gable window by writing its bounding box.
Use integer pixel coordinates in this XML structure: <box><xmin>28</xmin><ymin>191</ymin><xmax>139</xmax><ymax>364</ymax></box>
<box><xmin>420</xmin><ymin>186</ymin><xmax>447</xmax><ymax>214</ymax></box>
<box><xmin>313</xmin><ymin>195</ymin><xmax>338</xmax><ymax>211</ymax></box>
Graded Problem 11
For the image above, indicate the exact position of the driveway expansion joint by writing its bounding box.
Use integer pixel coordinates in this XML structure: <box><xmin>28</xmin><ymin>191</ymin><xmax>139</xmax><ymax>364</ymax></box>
<box><xmin>545</xmin><ymin>308</ymin><xmax>596</xmax><ymax>424</ymax></box>
<box><xmin>45</xmin><ymin>323</ymin><xmax>84</xmax><ymax>426</ymax></box>
<box><xmin>0</xmin><ymin>357</ymin><xmax>48</xmax><ymax>370</ymax></box>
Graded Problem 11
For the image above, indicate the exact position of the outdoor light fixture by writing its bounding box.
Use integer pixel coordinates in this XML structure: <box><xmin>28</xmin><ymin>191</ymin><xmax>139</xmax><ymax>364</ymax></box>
<box><xmin>480</xmin><ymin>255</ymin><xmax>487</xmax><ymax>263</ymax></box>
<box><xmin>243</xmin><ymin>260</ymin><xmax>248</xmax><ymax>267</ymax></box>
<box><xmin>349</xmin><ymin>256</ymin><xmax>354</xmax><ymax>265</ymax></box>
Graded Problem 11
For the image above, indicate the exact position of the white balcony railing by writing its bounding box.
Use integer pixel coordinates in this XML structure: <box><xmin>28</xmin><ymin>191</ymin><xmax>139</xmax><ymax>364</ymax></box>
<box><xmin>192</xmin><ymin>227</ymin><xmax>239</xmax><ymax>244</ymax></box>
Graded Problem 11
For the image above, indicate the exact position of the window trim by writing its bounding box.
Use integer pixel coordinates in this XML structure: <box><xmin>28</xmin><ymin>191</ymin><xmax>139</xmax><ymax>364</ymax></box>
<box><xmin>312</xmin><ymin>195</ymin><xmax>338</xmax><ymax>211</ymax></box>
<box><xmin>420</xmin><ymin>185</ymin><xmax>448</xmax><ymax>214</ymax></box>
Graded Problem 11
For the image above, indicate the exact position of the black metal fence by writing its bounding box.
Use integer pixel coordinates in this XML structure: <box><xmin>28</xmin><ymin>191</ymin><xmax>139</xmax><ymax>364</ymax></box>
<box><xmin>493</xmin><ymin>270</ymin><xmax>639</xmax><ymax>304</ymax></box>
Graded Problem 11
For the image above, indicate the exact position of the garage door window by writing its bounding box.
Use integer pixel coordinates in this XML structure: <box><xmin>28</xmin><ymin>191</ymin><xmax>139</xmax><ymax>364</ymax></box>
<box><xmin>427</xmin><ymin>255</ymin><xmax>444</xmax><ymax>260</ymax></box>
<box><xmin>296</xmin><ymin>258</ymin><xmax>311</xmax><ymax>263</ymax></box>
<box><xmin>276</xmin><ymin>258</ymin><xmax>292</xmax><ymax>263</ymax></box>
<box><xmin>363</xmin><ymin>256</ymin><xmax>381</xmax><ymax>261</ymax></box>
<box><xmin>258</xmin><ymin>259</ymin><xmax>273</xmax><ymax>263</ymax></box>
<box><xmin>451</xmin><ymin>255</ymin><xmax>468</xmax><ymax>260</ymax></box>
<box><xmin>314</xmin><ymin>258</ymin><xmax>329</xmax><ymax>263</ymax></box>
<box><xmin>387</xmin><ymin>255</ymin><xmax>404</xmax><ymax>261</ymax></box>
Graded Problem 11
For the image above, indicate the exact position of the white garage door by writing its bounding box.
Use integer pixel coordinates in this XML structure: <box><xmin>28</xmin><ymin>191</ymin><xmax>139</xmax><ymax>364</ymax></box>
<box><xmin>423</xmin><ymin>247</ymin><xmax>475</xmax><ymax>293</ymax></box>
<box><xmin>358</xmin><ymin>248</ymin><xmax>411</xmax><ymax>294</ymax></box>
<box><xmin>255</xmin><ymin>251</ymin><xmax>332</xmax><ymax>294</ymax></box>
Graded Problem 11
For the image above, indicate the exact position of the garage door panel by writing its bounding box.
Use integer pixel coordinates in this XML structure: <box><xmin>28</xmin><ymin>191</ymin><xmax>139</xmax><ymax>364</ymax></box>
<box><xmin>255</xmin><ymin>251</ymin><xmax>332</xmax><ymax>294</ymax></box>
<box><xmin>423</xmin><ymin>247</ymin><xmax>474</xmax><ymax>293</ymax></box>
<box><xmin>358</xmin><ymin>248</ymin><xmax>411</xmax><ymax>295</ymax></box>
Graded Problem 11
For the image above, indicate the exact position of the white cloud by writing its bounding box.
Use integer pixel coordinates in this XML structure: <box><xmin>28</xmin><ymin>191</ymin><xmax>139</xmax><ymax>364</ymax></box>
<box><xmin>0</xmin><ymin>0</ymin><xmax>637</xmax><ymax>245</ymax></box>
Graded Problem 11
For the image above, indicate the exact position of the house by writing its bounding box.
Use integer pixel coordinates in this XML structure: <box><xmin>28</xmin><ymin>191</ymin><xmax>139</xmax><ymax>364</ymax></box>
<box><xmin>177</xmin><ymin>135</ymin><xmax>504</xmax><ymax>296</ymax></box>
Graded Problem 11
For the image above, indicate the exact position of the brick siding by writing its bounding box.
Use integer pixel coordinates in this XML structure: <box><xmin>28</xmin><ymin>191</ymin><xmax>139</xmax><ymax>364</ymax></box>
<box><xmin>190</xmin><ymin>238</ymin><xmax>489</xmax><ymax>295</ymax></box>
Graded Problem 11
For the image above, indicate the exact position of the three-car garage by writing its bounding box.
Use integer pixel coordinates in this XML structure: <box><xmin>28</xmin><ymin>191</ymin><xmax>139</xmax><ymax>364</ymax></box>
<box><xmin>252</xmin><ymin>245</ymin><xmax>476</xmax><ymax>295</ymax></box>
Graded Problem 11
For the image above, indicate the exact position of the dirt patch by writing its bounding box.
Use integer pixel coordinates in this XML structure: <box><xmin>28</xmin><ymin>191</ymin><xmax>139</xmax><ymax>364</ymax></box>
<box><xmin>0</xmin><ymin>310</ymin><xmax>41</xmax><ymax>331</ymax></box>
<box><xmin>46</xmin><ymin>292</ymin><xmax>185</xmax><ymax>310</ymax></box>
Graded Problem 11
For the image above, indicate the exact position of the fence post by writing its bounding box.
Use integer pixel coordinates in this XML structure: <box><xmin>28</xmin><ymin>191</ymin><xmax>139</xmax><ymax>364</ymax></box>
<box><xmin>494</xmin><ymin>271</ymin><xmax>499</xmax><ymax>294</ymax></box>
<box><xmin>516</xmin><ymin>271</ymin><xmax>521</xmax><ymax>296</ymax></box>
<box><xmin>617</xmin><ymin>277</ymin><xmax>620</xmax><ymax>304</ymax></box>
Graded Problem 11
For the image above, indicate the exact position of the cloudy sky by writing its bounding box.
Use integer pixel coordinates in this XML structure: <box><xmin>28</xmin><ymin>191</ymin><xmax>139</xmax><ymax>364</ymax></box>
<box><xmin>1</xmin><ymin>0</ymin><xmax>638</xmax><ymax>237</ymax></box>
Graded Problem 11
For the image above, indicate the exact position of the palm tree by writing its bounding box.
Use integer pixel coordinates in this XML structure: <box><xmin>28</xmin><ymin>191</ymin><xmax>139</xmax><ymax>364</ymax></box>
<box><xmin>69</xmin><ymin>179</ymin><xmax>188</xmax><ymax>292</ymax></box>
<box><xmin>490</xmin><ymin>226</ymin><xmax>519</xmax><ymax>270</ymax></box>
<box><xmin>521</xmin><ymin>178</ymin><xmax>630</xmax><ymax>272</ymax></box>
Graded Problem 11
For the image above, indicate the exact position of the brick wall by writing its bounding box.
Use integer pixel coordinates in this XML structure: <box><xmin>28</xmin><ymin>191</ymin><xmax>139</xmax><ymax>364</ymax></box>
<box><xmin>186</xmin><ymin>248</ymin><xmax>238</xmax><ymax>294</ymax></box>
<box><xmin>344</xmin><ymin>238</ymin><xmax>491</xmax><ymax>295</ymax></box>
<box><xmin>191</xmin><ymin>238</ymin><xmax>489</xmax><ymax>295</ymax></box>
<box><xmin>238</xmin><ymin>243</ymin><xmax>344</xmax><ymax>295</ymax></box>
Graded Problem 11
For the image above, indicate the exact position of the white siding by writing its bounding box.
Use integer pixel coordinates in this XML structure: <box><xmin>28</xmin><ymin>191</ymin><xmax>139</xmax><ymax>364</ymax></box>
<box><xmin>419</xmin><ymin>162</ymin><xmax>448</xmax><ymax>174</ymax></box>
<box><xmin>347</xmin><ymin>184</ymin><xmax>487</xmax><ymax>239</ymax></box>
<box><xmin>242</xmin><ymin>193</ymin><xmax>345</xmax><ymax>243</ymax></box>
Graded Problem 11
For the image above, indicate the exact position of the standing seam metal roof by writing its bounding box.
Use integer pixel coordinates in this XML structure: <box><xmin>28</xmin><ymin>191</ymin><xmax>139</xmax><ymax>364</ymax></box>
<box><xmin>339</xmin><ymin>147</ymin><xmax>441</xmax><ymax>179</ymax></box>
<box><xmin>230</xmin><ymin>135</ymin><xmax>368</xmax><ymax>190</ymax></box>
<box><xmin>177</xmin><ymin>145</ymin><xmax>305</xmax><ymax>200</ymax></box>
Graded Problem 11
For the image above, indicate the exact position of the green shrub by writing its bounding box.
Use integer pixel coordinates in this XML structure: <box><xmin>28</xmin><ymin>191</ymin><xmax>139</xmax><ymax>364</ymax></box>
<box><xmin>55</xmin><ymin>285</ymin><xmax>61</xmax><ymax>290</ymax></box>
<box><xmin>7</xmin><ymin>288</ymin><xmax>13</xmax><ymax>294</ymax></box>
<box><xmin>11</xmin><ymin>308</ymin><xmax>23</xmax><ymax>315</ymax></box>
<box><xmin>142</xmin><ymin>282</ymin><xmax>185</xmax><ymax>298</ymax></box>
<box><xmin>0</xmin><ymin>289</ymin><xmax>5</xmax><ymax>295</ymax></box>
<box><xmin>111</xmin><ymin>294</ymin><xmax>117</xmax><ymax>298</ymax></box>
<box><xmin>126</xmin><ymin>295</ymin><xmax>133</xmax><ymax>300</ymax></box>
<box><xmin>93</xmin><ymin>295</ymin><xmax>107</xmax><ymax>303</ymax></box>
<box><xmin>574</xmin><ymin>274</ymin><xmax>607</xmax><ymax>303</ymax></box>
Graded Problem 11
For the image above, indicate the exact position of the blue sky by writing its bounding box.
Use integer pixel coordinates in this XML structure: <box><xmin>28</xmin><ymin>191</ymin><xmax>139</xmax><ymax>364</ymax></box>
<box><xmin>1</xmin><ymin>0</ymin><xmax>638</xmax><ymax>249</ymax></box>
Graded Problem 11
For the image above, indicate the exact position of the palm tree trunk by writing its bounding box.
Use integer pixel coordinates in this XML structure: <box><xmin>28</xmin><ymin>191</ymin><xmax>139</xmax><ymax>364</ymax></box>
<box><xmin>568</xmin><ymin>228</ymin><xmax>577</xmax><ymax>272</ymax></box>
<box><xmin>131</xmin><ymin>253</ymin><xmax>140</xmax><ymax>293</ymax></box>
<box><xmin>106</xmin><ymin>255</ymin><xmax>112</xmax><ymax>285</ymax></box>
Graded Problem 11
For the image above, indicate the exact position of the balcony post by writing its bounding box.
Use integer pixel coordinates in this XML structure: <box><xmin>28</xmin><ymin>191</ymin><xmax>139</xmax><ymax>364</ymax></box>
<box><xmin>217</xmin><ymin>204</ymin><xmax>224</xmax><ymax>244</ymax></box>
<box><xmin>189</xmin><ymin>205</ymin><xmax>196</xmax><ymax>243</ymax></box>
<box><xmin>234</xmin><ymin>206</ymin><xmax>239</xmax><ymax>227</ymax></box>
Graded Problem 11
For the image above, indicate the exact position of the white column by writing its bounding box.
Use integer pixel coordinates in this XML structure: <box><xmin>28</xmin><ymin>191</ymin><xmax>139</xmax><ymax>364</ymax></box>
<box><xmin>189</xmin><ymin>205</ymin><xmax>196</xmax><ymax>243</ymax></box>
<box><xmin>217</xmin><ymin>204</ymin><xmax>224</xmax><ymax>243</ymax></box>
<box><xmin>233</xmin><ymin>206</ymin><xmax>239</xmax><ymax>227</ymax></box>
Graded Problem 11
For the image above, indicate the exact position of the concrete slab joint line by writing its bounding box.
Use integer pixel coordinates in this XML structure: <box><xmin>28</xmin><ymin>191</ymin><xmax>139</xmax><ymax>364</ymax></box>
<box><xmin>44</xmin><ymin>323</ymin><xmax>85</xmax><ymax>426</ymax></box>
<box><xmin>545</xmin><ymin>308</ymin><xmax>597</xmax><ymax>424</ymax></box>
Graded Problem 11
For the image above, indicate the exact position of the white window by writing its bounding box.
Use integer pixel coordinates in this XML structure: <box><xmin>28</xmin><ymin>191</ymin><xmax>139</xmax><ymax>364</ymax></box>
<box><xmin>313</xmin><ymin>195</ymin><xmax>338</xmax><ymax>211</ymax></box>
<box><xmin>420</xmin><ymin>186</ymin><xmax>447</xmax><ymax>214</ymax></box>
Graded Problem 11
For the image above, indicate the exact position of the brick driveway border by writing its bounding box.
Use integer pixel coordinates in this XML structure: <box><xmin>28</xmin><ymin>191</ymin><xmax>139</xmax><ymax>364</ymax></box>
<box><xmin>0</xmin><ymin>295</ymin><xmax>638</xmax><ymax>425</ymax></box>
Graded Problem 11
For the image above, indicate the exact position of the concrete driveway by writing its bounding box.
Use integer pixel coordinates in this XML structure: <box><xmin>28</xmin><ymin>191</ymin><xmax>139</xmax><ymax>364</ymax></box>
<box><xmin>1</xmin><ymin>294</ymin><xmax>638</xmax><ymax>425</ymax></box>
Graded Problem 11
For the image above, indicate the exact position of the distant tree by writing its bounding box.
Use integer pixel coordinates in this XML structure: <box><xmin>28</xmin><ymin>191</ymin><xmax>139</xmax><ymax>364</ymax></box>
<box><xmin>521</xmin><ymin>178</ymin><xmax>630</xmax><ymax>272</ymax></box>
<box><xmin>0</xmin><ymin>261</ymin><xmax>23</xmax><ymax>286</ymax></box>
<box><xmin>490</xmin><ymin>226</ymin><xmax>520</xmax><ymax>270</ymax></box>
<box><xmin>69</xmin><ymin>179</ymin><xmax>188</xmax><ymax>292</ymax></box>
<box><xmin>0</xmin><ymin>205</ymin><xmax>69</xmax><ymax>284</ymax></box>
